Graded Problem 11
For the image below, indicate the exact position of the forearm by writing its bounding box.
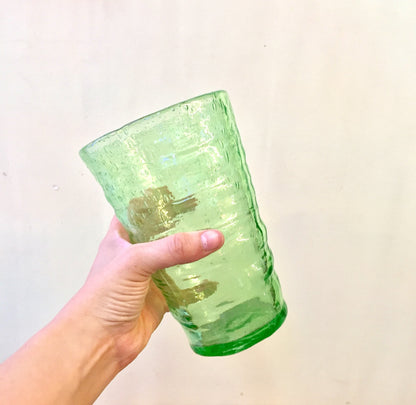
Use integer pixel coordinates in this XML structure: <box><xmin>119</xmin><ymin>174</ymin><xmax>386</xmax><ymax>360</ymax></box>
<box><xmin>0</xmin><ymin>222</ymin><xmax>222</xmax><ymax>404</ymax></box>
<box><xmin>0</xmin><ymin>294</ymin><xmax>122</xmax><ymax>405</ymax></box>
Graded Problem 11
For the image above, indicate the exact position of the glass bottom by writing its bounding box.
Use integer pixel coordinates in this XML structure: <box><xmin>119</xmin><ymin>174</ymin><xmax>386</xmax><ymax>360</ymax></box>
<box><xmin>191</xmin><ymin>301</ymin><xmax>288</xmax><ymax>356</ymax></box>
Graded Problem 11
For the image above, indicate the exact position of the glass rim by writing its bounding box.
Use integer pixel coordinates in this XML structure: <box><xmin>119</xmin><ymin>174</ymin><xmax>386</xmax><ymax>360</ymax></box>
<box><xmin>79</xmin><ymin>89</ymin><xmax>228</xmax><ymax>156</ymax></box>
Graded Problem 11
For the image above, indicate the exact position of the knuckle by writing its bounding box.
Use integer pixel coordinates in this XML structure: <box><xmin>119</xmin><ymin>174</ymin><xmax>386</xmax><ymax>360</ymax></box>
<box><xmin>169</xmin><ymin>233</ymin><xmax>187</xmax><ymax>260</ymax></box>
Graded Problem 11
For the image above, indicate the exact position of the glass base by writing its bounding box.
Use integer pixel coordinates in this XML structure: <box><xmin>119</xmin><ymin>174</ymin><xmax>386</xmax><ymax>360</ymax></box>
<box><xmin>191</xmin><ymin>301</ymin><xmax>288</xmax><ymax>356</ymax></box>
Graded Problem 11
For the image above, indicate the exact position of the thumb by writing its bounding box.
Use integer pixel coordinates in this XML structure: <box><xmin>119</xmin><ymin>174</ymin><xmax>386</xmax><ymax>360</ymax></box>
<box><xmin>131</xmin><ymin>230</ymin><xmax>224</xmax><ymax>275</ymax></box>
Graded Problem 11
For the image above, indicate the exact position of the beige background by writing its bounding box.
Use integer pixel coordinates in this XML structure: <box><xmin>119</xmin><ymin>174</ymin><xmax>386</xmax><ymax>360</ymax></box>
<box><xmin>1</xmin><ymin>1</ymin><xmax>415</xmax><ymax>404</ymax></box>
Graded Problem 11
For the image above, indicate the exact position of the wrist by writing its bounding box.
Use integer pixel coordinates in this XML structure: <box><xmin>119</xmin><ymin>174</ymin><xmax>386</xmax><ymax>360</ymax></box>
<box><xmin>49</xmin><ymin>296</ymin><xmax>122</xmax><ymax>404</ymax></box>
<box><xmin>62</xmin><ymin>284</ymin><xmax>147</xmax><ymax>373</ymax></box>
<box><xmin>58</xmin><ymin>288</ymin><xmax>129</xmax><ymax>369</ymax></box>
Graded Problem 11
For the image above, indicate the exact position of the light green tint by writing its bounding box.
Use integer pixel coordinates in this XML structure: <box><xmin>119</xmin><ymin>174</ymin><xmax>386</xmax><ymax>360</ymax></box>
<box><xmin>80</xmin><ymin>91</ymin><xmax>287</xmax><ymax>356</ymax></box>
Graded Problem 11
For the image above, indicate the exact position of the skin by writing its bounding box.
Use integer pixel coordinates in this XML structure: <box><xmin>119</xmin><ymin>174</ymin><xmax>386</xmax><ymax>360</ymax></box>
<box><xmin>0</xmin><ymin>216</ymin><xmax>224</xmax><ymax>405</ymax></box>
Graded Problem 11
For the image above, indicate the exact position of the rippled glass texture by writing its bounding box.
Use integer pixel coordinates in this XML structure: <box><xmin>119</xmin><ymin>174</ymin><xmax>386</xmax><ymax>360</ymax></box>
<box><xmin>79</xmin><ymin>90</ymin><xmax>287</xmax><ymax>356</ymax></box>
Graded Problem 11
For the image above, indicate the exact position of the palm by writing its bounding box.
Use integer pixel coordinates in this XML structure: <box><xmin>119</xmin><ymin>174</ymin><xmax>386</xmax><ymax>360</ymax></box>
<box><xmin>85</xmin><ymin>217</ymin><xmax>168</xmax><ymax>363</ymax></box>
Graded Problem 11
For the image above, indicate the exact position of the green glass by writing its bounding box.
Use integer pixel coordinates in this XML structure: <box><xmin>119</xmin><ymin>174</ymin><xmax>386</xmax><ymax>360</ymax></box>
<box><xmin>79</xmin><ymin>90</ymin><xmax>287</xmax><ymax>356</ymax></box>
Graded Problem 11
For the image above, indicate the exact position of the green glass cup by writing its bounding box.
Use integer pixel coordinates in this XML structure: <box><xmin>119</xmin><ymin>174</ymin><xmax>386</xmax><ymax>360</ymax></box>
<box><xmin>79</xmin><ymin>90</ymin><xmax>287</xmax><ymax>356</ymax></box>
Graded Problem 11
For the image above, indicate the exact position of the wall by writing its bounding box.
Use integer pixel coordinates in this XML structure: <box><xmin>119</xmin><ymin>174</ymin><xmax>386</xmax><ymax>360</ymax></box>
<box><xmin>1</xmin><ymin>1</ymin><xmax>415</xmax><ymax>404</ymax></box>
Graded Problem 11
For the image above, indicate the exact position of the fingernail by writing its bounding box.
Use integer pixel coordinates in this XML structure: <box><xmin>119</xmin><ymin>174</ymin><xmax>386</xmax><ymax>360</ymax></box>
<box><xmin>201</xmin><ymin>230</ymin><xmax>221</xmax><ymax>251</ymax></box>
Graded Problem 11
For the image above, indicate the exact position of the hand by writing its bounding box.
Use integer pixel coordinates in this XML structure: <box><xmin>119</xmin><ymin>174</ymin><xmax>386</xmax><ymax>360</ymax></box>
<box><xmin>74</xmin><ymin>216</ymin><xmax>224</xmax><ymax>368</ymax></box>
<box><xmin>0</xmin><ymin>216</ymin><xmax>224</xmax><ymax>405</ymax></box>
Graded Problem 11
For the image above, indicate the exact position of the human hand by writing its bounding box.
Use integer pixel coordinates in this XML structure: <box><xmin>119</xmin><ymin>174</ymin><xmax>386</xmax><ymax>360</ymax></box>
<box><xmin>0</xmin><ymin>217</ymin><xmax>223</xmax><ymax>405</ymax></box>
<box><xmin>74</xmin><ymin>216</ymin><xmax>224</xmax><ymax>368</ymax></box>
